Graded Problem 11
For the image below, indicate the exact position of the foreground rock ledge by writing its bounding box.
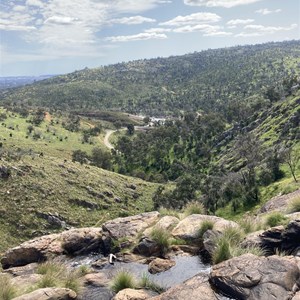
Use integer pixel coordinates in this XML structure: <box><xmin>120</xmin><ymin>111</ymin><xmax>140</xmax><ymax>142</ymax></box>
<box><xmin>12</xmin><ymin>288</ymin><xmax>77</xmax><ymax>300</ymax></box>
<box><xmin>149</xmin><ymin>274</ymin><xmax>218</xmax><ymax>300</ymax></box>
<box><xmin>1</xmin><ymin>227</ymin><xmax>102</xmax><ymax>269</ymax></box>
<box><xmin>210</xmin><ymin>253</ymin><xmax>300</xmax><ymax>300</ymax></box>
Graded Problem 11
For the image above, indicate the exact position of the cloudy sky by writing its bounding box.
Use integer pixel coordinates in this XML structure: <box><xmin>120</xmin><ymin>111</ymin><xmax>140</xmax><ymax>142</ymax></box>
<box><xmin>0</xmin><ymin>0</ymin><xmax>299</xmax><ymax>76</ymax></box>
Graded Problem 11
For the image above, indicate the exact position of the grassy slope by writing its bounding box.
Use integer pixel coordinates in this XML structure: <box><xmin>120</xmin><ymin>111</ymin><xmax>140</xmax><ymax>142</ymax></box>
<box><xmin>0</xmin><ymin>110</ymin><xmax>159</xmax><ymax>253</ymax></box>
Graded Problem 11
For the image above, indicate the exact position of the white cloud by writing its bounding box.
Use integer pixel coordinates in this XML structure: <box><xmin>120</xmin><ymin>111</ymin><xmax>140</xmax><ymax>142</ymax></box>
<box><xmin>105</xmin><ymin>32</ymin><xmax>167</xmax><ymax>42</ymax></box>
<box><xmin>110</xmin><ymin>16</ymin><xmax>156</xmax><ymax>25</ymax></box>
<box><xmin>183</xmin><ymin>0</ymin><xmax>263</xmax><ymax>8</ymax></box>
<box><xmin>236</xmin><ymin>23</ymin><xmax>298</xmax><ymax>37</ymax></box>
<box><xmin>227</xmin><ymin>19</ymin><xmax>254</xmax><ymax>25</ymax></box>
<box><xmin>173</xmin><ymin>24</ymin><xmax>221</xmax><ymax>33</ymax></box>
<box><xmin>13</xmin><ymin>6</ymin><xmax>27</xmax><ymax>12</ymax></box>
<box><xmin>44</xmin><ymin>16</ymin><xmax>80</xmax><ymax>25</ymax></box>
<box><xmin>204</xmin><ymin>31</ymin><xmax>232</xmax><ymax>36</ymax></box>
<box><xmin>160</xmin><ymin>12</ymin><xmax>221</xmax><ymax>26</ymax></box>
<box><xmin>255</xmin><ymin>8</ymin><xmax>282</xmax><ymax>15</ymax></box>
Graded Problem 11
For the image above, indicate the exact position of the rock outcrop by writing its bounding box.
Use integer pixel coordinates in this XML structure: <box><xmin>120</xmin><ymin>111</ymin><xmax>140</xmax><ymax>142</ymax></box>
<box><xmin>102</xmin><ymin>212</ymin><xmax>160</xmax><ymax>240</ymax></box>
<box><xmin>210</xmin><ymin>254</ymin><xmax>300</xmax><ymax>300</ymax></box>
<box><xmin>143</xmin><ymin>216</ymin><xmax>179</xmax><ymax>237</ymax></box>
<box><xmin>172</xmin><ymin>214</ymin><xmax>238</xmax><ymax>241</ymax></box>
<box><xmin>133</xmin><ymin>238</ymin><xmax>161</xmax><ymax>257</ymax></box>
<box><xmin>1</xmin><ymin>227</ymin><xmax>102</xmax><ymax>269</ymax></box>
<box><xmin>149</xmin><ymin>274</ymin><xmax>219</xmax><ymax>300</ymax></box>
<box><xmin>12</xmin><ymin>288</ymin><xmax>77</xmax><ymax>300</ymax></box>
<box><xmin>148</xmin><ymin>258</ymin><xmax>176</xmax><ymax>274</ymax></box>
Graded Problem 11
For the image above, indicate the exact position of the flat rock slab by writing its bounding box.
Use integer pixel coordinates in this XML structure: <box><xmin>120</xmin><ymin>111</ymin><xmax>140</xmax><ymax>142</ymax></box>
<box><xmin>149</xmin><ymin>274</ymin><xmax>218</xmax><ymax>300</ymax></box>
<box><xmin>84</xmin><ymin>272</ymin><xmax>110</xmax><ymax>287</ymax></box>
<box><xmin>102</xmin><ymin>212</ymin><xmax>160</xmax><ymax>240</ymax></box>
<box><xmin>113</xmin><ymin>288</ymin><xmax>158</xmax><ymax>300</ymax></box>
<box><xmin>12</xmin><ymin>288</ymin><xmax>77</xmax><ymax>300</ymax></box>
<box><xmin>143</xmin><ymin>216</ymin><xmax>179</xmax><ymax>237</ymax></box>
<box><xmin>172</xmin><ymin>214</ymin><xmax>238</xmax><ymax>241</ymax></box>
<box><xmin>210</xmin><ymin>253</ymin><xmax>300</xmax><ymax>300</ymax></box>
<box><xmin>1</xmin><ymin>227</ymin><xmax>102</xmax><ymax>269</ymax></box>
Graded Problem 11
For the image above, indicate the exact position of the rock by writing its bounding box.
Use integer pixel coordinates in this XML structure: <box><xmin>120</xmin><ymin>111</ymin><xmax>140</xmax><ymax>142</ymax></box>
<box><xmin>286</xmin><ymin>212</ymin><xmax>300</xmax><ymax>220</ymax></box>
<box><xmin>12</xmin><ymin>288</ymin><xmax>77</xmax><ymax>300</ymax></box>
<box><xmin>281</xmin><ymin>220</ymin><xmax>300</xmax><ymax>254</ymax></box>
<box><xmin>170</xmin><ymin>245</ymin><xmax>199</xmax><ymax>255</ymax></box>
<box><xmin>240</xmin><ymin>230</ymin><xmax>264</xmax><ymax>249</ymax></box>
<box><xmin>102</xmin><ymin>212</ymin><xmax>160</xmax><ymax>240</ymax></box>
<box><xmin>84</xmin><ymin>272</ymin><xmax>110</xmax><ymax>287</ymax></box>
<box><xmin>113</xmin><ymin>288</ymin><xmax>157</xmax><ymax>300</ymax></box>
<box><xmin>133</xmin><ymin>238</ymin><xmax>161</xmax><ymax>257</ymax></box>
<box><xmin>3</xmin><ymin>263</ymin><xmax>38</xmax><ymax>276</ymax></box>
<box><xmin>293</xmin><ymin>292</ymin><xmax>300</xmax><ymax>300</ymax></box>
<box><xmin>148</xmin><ymin>258</ymin><xmax>176</xmax><ymax>274</ymax></box>
<box><xmin>172</xmin><ymin>214</ymin><xmax>238</xmax><ymax>242</ymax></box>
<box><xmin>210</xmin><ymin>254</ymin><xmax>300</xmax><ymax>300</ymax></box>
<box><xmin>259</xmin><ymin>226</ymin><xmax>284</xmax><ymax>254</ymax></box>
<box><xmin>149</xmin><ymin>274</ymin><xmax>218</xmax><ymax>300</ymax></box>
<box><xmin>143</xmin><ymin>216</ymin><xmax>179</xmax><ymax>237</ymax></box>
<box><xmin>259</xmin><ymin>189</ymin><xmax>300</xmax><ymax>213</ymax></box>
<box><xmin>200</xmin><ymin>230</ymin><xmax>222</xmax><ymax>262</ymax></box>
<box><xmin>1</xmin><ymin>227</ymin><xmax>103</xmax><ymax>269</ymax></box>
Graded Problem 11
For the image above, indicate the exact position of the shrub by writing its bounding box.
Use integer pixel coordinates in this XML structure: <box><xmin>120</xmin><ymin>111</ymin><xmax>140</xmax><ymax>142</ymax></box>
<box><xmin>150</xmin><ymin>227</ymin><xmax>170</xmax><ymax>256</ymax></box>
<box><xmin>288</xmin><ymin>196</ymin><xmax>300</xmax><ymax>213</ymax></box>
<box><xmin>198</xmin><ymin>220</ymin><xmax>215</xmax><ymax>239</ymax></box>
<box><xmin>265</xmin><ymin>212</ymin><xmax>289</xmax><ymax>228</ymax></box>
<box><xmin>0</xmin><ymin>275</ymin><xmax>16</xmax><ymax>300</ymax></box>
<box><xmin>183</xmin><ymin>201</ymin><xmax>205</xmax><ymax>216</ymax></box>
<box><xmin>139</xmin><ymin>274</ymin><xmax>165</xmax><ymax>294</ymax></box>
<box><xmin>212</xmin><ymin>237</ymin><xmax>231</xmax><ymax>264</ymax></box>
<box><xmin>111</xmin><ymin>270</ymin><xmax>135</xmax><ymax>293</ymax></box>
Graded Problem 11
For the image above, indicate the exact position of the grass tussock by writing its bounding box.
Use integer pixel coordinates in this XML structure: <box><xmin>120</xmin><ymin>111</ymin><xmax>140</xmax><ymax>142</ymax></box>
<box><xmin>288</xmin><ymin>196</ymin><xmax>300</xmax><ymax>213</ymax></box>
<box><xmin>150</xmin><ymin>227</ymin><xmax>170</xmax><ymax>256</ymax></box>
<box><xmin>158</xmin><ymin>207</ymin><xmax>180</xmax><ymax>218</ymax></box>
<box><xmin>265</xmin><ymin>212</ymin><xmax>289</xmax><ymax>228</ymax></box>
<box><xmin>183</xmin><ymin>201</ymin><xmax>205</xmax><ymax>216</ymax></box>
<box><xmin>111</xmin><ymin>270</ymin><xmax>136</xmax><ymax>293</ymax></box>
<box><xmin>0</xmin><ymin>275</ymin><xmax>17</xmax><ymax>300</ymax></box>
<box><xmin>139</xmin><ymin>274</ymin><xmax>165</xmax><ymax>294</ymax></box>
<box><xmin>36</xmin><ymin>261</ymin><xmax>82</xmax><ymax>293</ymax></box>
<box><xmin>198</xmin><ymin>220</ymin><xmax>215</xmax><ymax>239</ymax></box>
<box><xmin>238</xmin><ymin>217</ymin><xmax>262</xmax><ymax>234</ymax></box>
<box><xmin>212</xmin><ymin>226</ymin><xmax>263</xmax><ymax>265</ymax></box>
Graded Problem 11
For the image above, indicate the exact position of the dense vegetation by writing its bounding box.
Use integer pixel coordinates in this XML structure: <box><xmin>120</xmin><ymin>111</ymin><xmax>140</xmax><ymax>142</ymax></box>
<box><xmin>1</xmin><ymin>41</ymin><xmax>299</xmax><ymax>119</ymax></box>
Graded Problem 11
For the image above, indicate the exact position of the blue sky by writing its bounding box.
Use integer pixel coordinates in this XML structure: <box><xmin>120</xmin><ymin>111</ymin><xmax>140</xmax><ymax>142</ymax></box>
<box><xmin>0</xmin><ymin>0</ymin><xmax>299</xmax><ymax>76</ymax></box>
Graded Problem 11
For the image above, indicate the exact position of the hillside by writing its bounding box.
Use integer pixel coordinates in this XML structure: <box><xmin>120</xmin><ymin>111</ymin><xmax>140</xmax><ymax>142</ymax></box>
<box><xmin>0</xmin><ymin>109</ymin><xmax>159</xmax><ymax>253</ymax></box>
<box><xmin>1</xmin><ymin>41</ymin><xmax>299</xmax><ymax>118</ymax></box>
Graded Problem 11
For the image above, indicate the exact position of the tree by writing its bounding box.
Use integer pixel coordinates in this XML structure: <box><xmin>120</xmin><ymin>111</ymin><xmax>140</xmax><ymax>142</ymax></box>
<box><xmin>282</xmin><ymin>145</ymin><xmax>300</xmax><ymax>182</ymax></box>
<box><xmin>91</xmin><ymin>147</ymin><xmax>112</xmax><ymax>170</ymax></box>
<box><xmin>127</xmin><ymin>124</ymin><xmax>135</xmax><ymax>135</ymax></box>
<box><xmin>72</xmin><ymin>150</ymin><xmax>89</xmax><ymax>164</ymax></box>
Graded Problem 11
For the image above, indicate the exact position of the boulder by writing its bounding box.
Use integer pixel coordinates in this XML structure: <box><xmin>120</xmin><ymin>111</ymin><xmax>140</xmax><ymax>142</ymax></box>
<box><xmin>240</xmin><ymin>230</ymin><xmax>264</xmax><ymax>249</ymax></box>
<box><xmin>172</xmin><ymin>214</ymin><xmax>238</xmax><ymax>242</ymax></box>
<box><xmin>281</xmin><ymin>220</ymin><xmax>300</xmax><ymax>254</ymax></box>
<box><xmin>293</xmin><ymin>292</ymin><xmax>300</xmax><ymax>300</ymax></box>
<box><xmin>259</xmin><ymin>189</ymin><xmax>300</xmax><ymax>213</ymax></box>
<box><xmin>259</xmin><ymin>226</ymin><xmax>284</xmax><ymax>254</ymax></box>
<box><xmin>133</xmin><ymin>238</ymin><xmax>161</xmax><ymax>257</ymax></box>
<box><xmin>210</xmin><ymin>254</ymin><xmax>300</xmax><ymax>300</ymax></box>
<box><xmin>200</xmin><ymin>230</ymin><xmax>222</xmax><ymax>262</ymax></box>
<box><xmin>12</xmin><ymin>288</ymin><xmax>77</xmax><ymax>300</ymax></box>
<box><xmin>148</xmin><ymin>258</ymin><xmax>176</xmax><ymax>274</ymax></box>
<box><xmin>84</xmin><ymin>272</ymin><xmax>110</xmax><ymax>287</ymax></box>
<box><xmin>3</xmin><ymin>263</ymin><xmax>38</xmax><ymax>276</ymax></box>
<box><xmin>143</xmin><ymin>216</ymin><xmax>179</xmax><ymax>237</ymax></box>
<box><xmin>113</xmin><ymin>288</ymin><xmax>157</xmax><ymax>300</ymax></box>
<box><xmin>11</xmin><ymin>274</ymin><xmax>43</xmax><ymax>292</ymax></box>
<box><xmin>149</xmin><ymin>274</ymin><xmax>218</xmax><ymax>300</ymax></box>
<box><xmin>102</xmin><ymin>212</ymin><xmax>160</xmax><ymax>240</ymax></box>
<box><xmin>1</xmin><ymin>227</ymin><xmax>102</xmax><ymax>269</ymax></box>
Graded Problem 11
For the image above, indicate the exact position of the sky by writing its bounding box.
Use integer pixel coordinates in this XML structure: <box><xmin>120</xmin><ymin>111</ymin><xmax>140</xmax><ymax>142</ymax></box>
<box><xmin>0</xmin><ymin>0</ymin><xmax>299</xmax><ymax>76</ymax></box>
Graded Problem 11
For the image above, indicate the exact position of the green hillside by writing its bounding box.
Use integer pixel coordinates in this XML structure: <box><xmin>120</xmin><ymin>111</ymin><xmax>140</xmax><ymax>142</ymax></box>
<box><xmin>0</xmin><ymin>109</ymin><xmax>159</xmax><ymax>253</ymax></box>
<box><xmin>1</xmin><ymin>41</ymin><xmax>299</xmax><ymax>118</ymax></box>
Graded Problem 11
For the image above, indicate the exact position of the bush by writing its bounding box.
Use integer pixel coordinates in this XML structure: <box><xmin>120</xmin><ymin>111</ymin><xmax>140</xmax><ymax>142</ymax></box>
<box><xmin>139</xmin><ymin>274</ymin><xmax>165</xmax><ymax>294</ymax></box>
<box><xmin>111</xmin><ymin>270</ymin><xmax>135</xmax><ymax>293</ymax></box>
<box><xmin>0</xmin><ymin>275</ymin><xmax>16</xmax><ymax>300</ymax></box>
<box><xmin>150</xmin><ymin>227</ymin><xmax>170</xmax><ymax>256</ymax></box>
<box><xmin>183</xmin><ymin>201</ymin><xmax>205</xmax><ymax>216</ymax></box>
<box><xmin>198</xmin><ymin>220</ymin><xmax>215</xmax><ymax>239</ymax></box>
<box><xmin>265</xmin><ymin>212</ymin><xmax>289</xmax><ymax>228</ymax></box>
<box><xmin>212</xmin><ymin>237</ymin><xmax>231</xmax><ymax>264</ymax></box>
<box><xmin>288</xmin><ymin>196</ymin><xmax>300</xmax><ymax>213</ymax></box>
